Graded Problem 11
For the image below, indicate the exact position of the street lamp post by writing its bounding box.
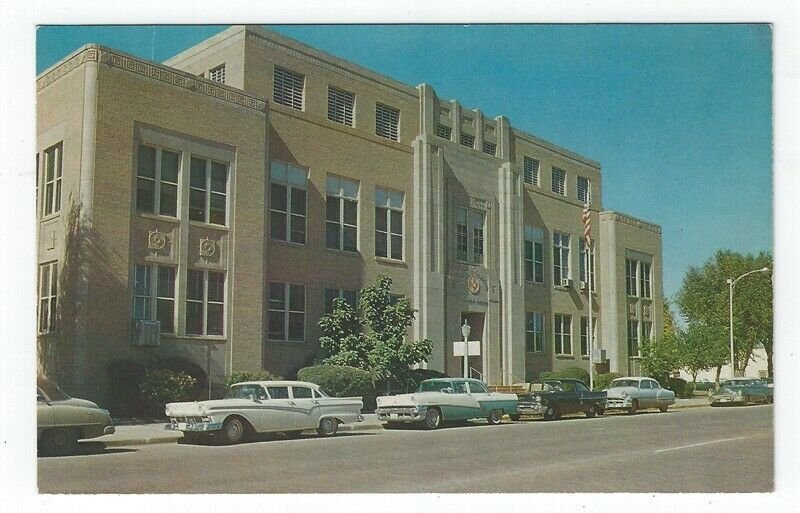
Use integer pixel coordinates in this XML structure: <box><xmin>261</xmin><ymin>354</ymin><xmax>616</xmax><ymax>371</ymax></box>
<box><xmin>727</xmin><ymin>267</ymin><xmax>770</xmax><ymax>378</ymax></box>
<box><xmin>461</xmin><ymin>320</ymin><xmax>471</xmax><ymax>379</ymax></box>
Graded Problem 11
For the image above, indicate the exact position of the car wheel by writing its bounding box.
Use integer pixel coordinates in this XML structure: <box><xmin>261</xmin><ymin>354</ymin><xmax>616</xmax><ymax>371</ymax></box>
<box><xmin>423</xmin><ymin>407</ymin><xmax>442</xmax><ymax>430</ymax></box>
<box><xmin>487</xmin><ymin>409</ymin><xmax>503</xmax><ymax>425</ymax></box>
<box><xmin>627</xmin><ymin>400</ymin><xmax>638</xmax><ymax>415</ymax></box>
<box><xmin>317</xmin><ymin>417</ymin><xmax>338</xmax><ymax>437</ymax></box>
<box><xmin>40</xmin><ymin>428</ymin><xmax>79</xmax><ymax>456</ymax></box>
<box><xmin>659</xmin><ymin>405</ymin><xmax>669</xmax><ymax>413</ymax></box>
<box><xmin>509</xmin><ymin>414</ymin><xmax>521</xmax><ymax>422</ymax></box>
<box><xmin>596</xmin><ymin>407</ymin><xmax>605</xmax><ymax>416</ymax></box>
<box><xmin>543</xmin><ymin>403</ymin><xmax>559</xmax><ymax>421</ymax></box>
<box><xmin>585</xmin><ymin>404</ymin><xmax>597</xmax><ymax>418</ymax></box>
<box><xmin>220</xmin><ymin>416</ymin><xmax>248</xmax><ymax>445</ymax></box>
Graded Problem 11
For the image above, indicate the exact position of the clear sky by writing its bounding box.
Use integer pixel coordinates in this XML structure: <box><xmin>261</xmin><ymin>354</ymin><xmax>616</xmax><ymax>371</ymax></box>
<box><xmin>36</xmin><ymin>24</ymin><xmax>773</xmax><ymax>306</ymax></box>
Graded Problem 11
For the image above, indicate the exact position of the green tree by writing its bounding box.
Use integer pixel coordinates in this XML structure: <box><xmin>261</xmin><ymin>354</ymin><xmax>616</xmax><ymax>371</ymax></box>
<box><xmin>679</xmin><ymin>325</ymin><xmax>729</xmax><ymax>385</ymax></box>
<box><xmin>318</xmin><ymin>275</ymin><xmax>432</xmax><ymax>389</ymax></box>
<box><xmin>662</xmin><ymin>299</ymin><xmax>678</xmax><ymax>337</ymax></box>
<box><xmin>640</xmin><ymin>333</ymin><xmax>682</xmax><ymax>385</ymax></box>
<box><xmin>675</xmin><ymin>250</ymin><xmax>773</xmax><ymax>377</ymax></box>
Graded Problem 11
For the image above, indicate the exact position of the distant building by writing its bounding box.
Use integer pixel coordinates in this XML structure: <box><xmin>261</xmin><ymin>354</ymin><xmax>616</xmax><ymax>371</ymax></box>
<box><xmin>36</xmin><ymin>26</ymin><xmax>664</xmax><ymax>404</ymax></box>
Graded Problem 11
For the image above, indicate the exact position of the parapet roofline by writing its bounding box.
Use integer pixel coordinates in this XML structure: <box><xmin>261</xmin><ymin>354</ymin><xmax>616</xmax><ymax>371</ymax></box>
<box><xmin>600</xmin><ymin>210</ymin><xmax>662</xmax><ymax>234</ymax></box>
<box><xmin>36</xmin><ymin>44</ymin><xmax>267</xmax><ymax>113</ymax></box>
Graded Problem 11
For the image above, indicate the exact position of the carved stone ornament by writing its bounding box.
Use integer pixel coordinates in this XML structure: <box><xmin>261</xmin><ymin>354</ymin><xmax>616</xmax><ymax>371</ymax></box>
<box><xmin>643</xmin><ymin>305</ymin><xmax>651</xmax><ymax>319</ymax></box>
<box><xmin>199</xmin><ymin>237</ymin><xmax>217</xmax><ymax>258</ymax></box>
<box><xmin>148</xmin><ymin>230</ymin><xmax>167</xmax><ymax>250</ymax></box>
<box><xmin>467</xmin><ymin>273</ymin><xmax>481</xmax><ymax>295</ymax></box>
<box><xmin>628</xmin><ymin>303</ymin><xmax>637</xmax><ymax>315</ymax></box>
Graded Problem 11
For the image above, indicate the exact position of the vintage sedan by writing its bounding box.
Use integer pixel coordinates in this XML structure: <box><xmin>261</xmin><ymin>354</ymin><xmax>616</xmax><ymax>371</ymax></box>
<box><xmin>166</xmin><ymin>380</ymin><xmax>363</xmax><ymax>444</ymax></box>
<box><xmin>516</xmin><ymin>379</ymin><xmax>607</xmax><ymax>421</ymax></box>
<box><xmin>709</xmin><ymin>378</ymin><xmax>774</xmax><ymax>406</ymax></box>
<box><xmin>375</xmin><ymin>378</ymin><xmax>518</xmax><ymax>429</ymax></box>
<box><xmin>37</xmin><ymin>377</ymin><xmax>115</xmax><ymax>456</ymax></box>
<box><xmin>604</xmin><ymin>377</ymin><xmax>675</xmax><ymax>414</ymax></box>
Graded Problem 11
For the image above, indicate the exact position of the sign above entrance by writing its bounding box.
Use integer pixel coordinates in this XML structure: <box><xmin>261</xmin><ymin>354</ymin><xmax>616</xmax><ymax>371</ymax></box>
<box><xmin>453</xmin><ymin>340</ymin><xmax>481</xmax><ymax>357</ymax></box>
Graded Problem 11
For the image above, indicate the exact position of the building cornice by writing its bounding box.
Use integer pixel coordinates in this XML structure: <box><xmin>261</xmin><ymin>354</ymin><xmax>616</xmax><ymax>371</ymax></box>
<box><xmin>600</xmin><ymin>210</ymin><xmax>662</xmax><ymax>235</ymax></box>
<box><xmin>511</xmin><ymin>129</ymin><xmax>601</xmax><ymax>169</ymax></box>
<box><xmin>37</xmin><ymin>45</ymin><xmax>267</xmax><ymax>113</ymax></box>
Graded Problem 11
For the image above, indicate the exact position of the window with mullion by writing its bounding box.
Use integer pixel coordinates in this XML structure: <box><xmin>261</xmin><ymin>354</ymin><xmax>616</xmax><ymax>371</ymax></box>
<box><xmin>375</xmin><ymin>103</ymin><xmax>400</xmax><ymax>141</ymax></box>
<box><xmin>640</xmin><ymin>262</ymin><xmax>652</xmax><ymax>298</ymax></box>
<box><xmin>132</xmin><ymin>264</ymin><xmax>176</xmax><ymax>334</ymax></box>
<box><xmin>186</xmin><ymin>269</ymin><xmax>225</xmax><ymax>336</ymax></box>
<box><xmin>374</xmin><ymin>188</ymin><xmax>404</xmax><ymax>260</ymax></box>
<box><xmin>328</xmin><ymin>86</ymin><xmax>355</xmax><ymax>127</ymax></box>
<box><xmin>270</xmin><ymin>162</ymin><xmax>307</xmax><ymax>244</ymax></box>
<box><xmin>190</xmin><ymin>157</ymin><xmax>228</xmax><ymax>226</ymax></box>
<box><xmin>625</xmin><ymin>259</ymin><xmax>638</xmax><ymax>296</ymax></box>
<box><xmin>455</xmin><ymin>207</ymin><xmax>486</xmax><ymax>265</ymax></box>
<box><xmin>324</xmin><ymin>288</ymin><xmax>358</xmax><ymax>314</ymax></box>
<box><xmin>273</xmin><ymin>66</ymin><xmax>304</xmax><ymax>111</ymax></box>
<box><xmin>471</xmin><ymin>210</ymin><xmax>485</xmax><ymax>265</ymax></box>
<box><xmin>553</xmin><ymin>232</ymin><xmax>570</xmax><ymax>285</ymax></box>
<box><xmin>554</xmin><ymin>314</ymin><xmax>572</xmax><ymax>355</ymax></box>
<box><xmin>268</xmin><ymin>282</ymin><xmax>306</xmax><ymax>342</ymax></box>
<box><xmin>577</xmin><ymin>176</ymin><xmax>591</xmax><ymax>203</ymax></box>
<box><xmin>551</xmin><ymin>167</ymin><xmax>566</xmax><ymax>196</ymax></box>
<box><xmin>326</xmin><ymin>176</ymin><xmax>359</xmax><ymax>252</ymax></box>
<box><xmin>524</xmin><ymin>226</ymin><xmax>544</xmax><ymax>283</ymax></box>
<box><xmin>526</xmin><ymin>312</ymin><xmax>544</xmax><ymax>353</ymax></box>
<box><xmin>456</xmin><ymin>207</ymin><xmax>468</xmax><ymax>262</ymax></box>
<box><xmin>38</xmin><ymin>262</ymin><xmax>58</xmax><ymax>334</ymax></box>
<box><xmin>43</xmin><ymin>143</ymin><xmax>63</xmax><ymax>216</ymax></box>
<box><xmin>627</xmin><ymin>319</ymin><xmax>640</xmax><ymax>357</ymax></box>
<box><xmin>580</xmin><ymin>316</ymin><xmax>590</xmax><ymax>356</ymax></box>
<box><xmin>136</xmin><ymin>145</ymin><xmax>179</xmax><ymax>217</ymax></box>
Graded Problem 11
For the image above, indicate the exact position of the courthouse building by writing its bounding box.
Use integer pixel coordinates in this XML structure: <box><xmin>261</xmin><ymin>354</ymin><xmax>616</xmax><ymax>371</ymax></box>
<box><xmin>36</xmin><ymin>25</ymin><xmax>664</xmax><ymax>403</ymax></box>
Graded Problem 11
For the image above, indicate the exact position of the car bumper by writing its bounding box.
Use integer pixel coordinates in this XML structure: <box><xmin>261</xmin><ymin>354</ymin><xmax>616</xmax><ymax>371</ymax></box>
<box><xmin>710</xmin><ymin>395</ymin><xmax>744</xmax><ymax>405</ymax></box>
<box><xmin>517</xmin><ymin>403</ymin><xmax>546</xmax><ymax>415</ymax></box>
<box><xmin>167</xmin><ymin>419</ymin><xmax>223</xmax><ymax>432</ymax></box>
<box><xmin>376</xmin><ymin>407</ymin><xmax>424</xmax><ymax>423</ymax></box>
<box><xmin>605</xmin><ymin>398</ymin><xmax>633</xmax><ymax>410</ymax></box>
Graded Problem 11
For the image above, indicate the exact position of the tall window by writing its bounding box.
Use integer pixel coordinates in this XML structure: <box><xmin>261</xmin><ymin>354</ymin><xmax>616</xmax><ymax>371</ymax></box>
<box><xmin>270</xmin><ymin>162</ymin><xmax>307</xmax><ymax>244</ymax></box>
<box><xmin>526</xmin><ymin>312</ymin><xmax>544</xmax><ymax>353</ymax></box>
<box><xmin>268</xmin><ymin>282</ymin><xmax>305</xmax><ymax>342</ymax></box>
<box><xmin>580</xmin><ymin>317</ymin><xmax>591</xmax><ymax>356</ymax></box>
<box><xmin>186</xmin><ymin>270</ymin><xmax>225</xmax><ymax>336</ymax></box>
<box><xmin>641</xmin><ymin>321</ymin><xmax>652</xmax><ymax>345</ymax></box>
<box><xmin>324</xmin><ymin>288</ymin><xmax>358</xmax><ymax>314</ymax></box>
<box><xmin>208</xmin><ymin>64</ymin><xmax>225</xmax><ymax>84</ymax></box>
<box><xmin>326</xmin><ymin>176</ymin><xmax>359</xmax><ymax>252</ymax></box>
<box><xmin>460</xmin><ymin>133</ymin><xmax>475</xmax><ymax>149</ymax></box>
<box><xmin>640</xmin><ymin>262</ymin><xmax>652</xmax><ymax>298</ymax></box>
<box><xmin>551</xmin><ymin>167</ymin><xmax>566</xmax><ymax>196</ymax></box>
<box><xmin>625</xmin><ymin>259</ymin><xmax>638</xmax><ymax>296</ymax></box>
<box><xmin>38</xmin><ymin>262</ymin><xmax>58</xmax><ymax>334</ymax></box>
<box><xmin>455</xmin><ymin>207</ymin><xmax>485</xmax><ymax>265</ymax></box>
<box><xmin>328</xmin><ymin>86</ymin><xmax>355</xmax><ymax>127</ymax></box>
<box><xmin>627</xmin><ymin>320</ymin><xmax>640</xmax><ymax>357</ymax></box>
<box><xmin>579</xmin><ymin>239</ymin><xmax>595</xmax><ymax>290</ymax></box>
<box><xmin>553</xmin><ymin>232</ymin><xmax>570</xmax><ymax>285</ymax></box>
<box><xmin>273</xmin><ymin>66</ymin><xmax>304</xmax><ymax>111</ymax></box>
<box><xmin>554</xmin><ymin>314</ymin><xmax>572</xmax><ymax>355</ymax></box>
<box><xmin>577</xmin><ymin>176</ymin><xmax>591</xmax><ymax>203</ymax></box>
<box><xmin>482</xmin><ymin>141</ymin><xmax>497</xmax><ymax>156</ymax></box>
<box><xmin>132</xmin><ymin>264</ymin><xmax>176</xmax><ymax>333</ymax></box>
<box><xmin>137</xmin><ymin>145</ymin><xmax>179</xmax><ymax>217</ymax></box>
<box><xmin>523</xmin><ymin>156</ymin><xmax>539</xmax><ymax>186</ymax></box>
<box><xmin>43</xmin><ymin>143</ymin><xmax>63</xmax><ymax>216</ymax></box>
<box><xmin>435</xmin><ymin>124</ymin><xmax>452</xmax><ymax>140</ymax></box>
<box><xmin>189</xmin><ymin>156</ymin><xmax>228</xmax><ymax>225</ymax></box>
<box><xmin>375</xmin><ymin>188</ymin><xmax>404</xmax><ymax>260</ymax></box>
<box><xmin>375</xmin><ymin>103</ymin><xmax>400</xmax><ymax>141</ymax></box>
<box><xmin>524</xmin><ymin>226</ymin><xmax>544</xmax><ymax>283</ymax></box>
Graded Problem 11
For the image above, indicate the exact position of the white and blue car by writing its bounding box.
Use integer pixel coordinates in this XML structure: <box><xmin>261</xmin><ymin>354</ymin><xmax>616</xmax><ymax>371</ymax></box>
<box><xmin>375</xmin><ymin>378</ymin><xmax>518</xmax><ymax>429</ymax></box>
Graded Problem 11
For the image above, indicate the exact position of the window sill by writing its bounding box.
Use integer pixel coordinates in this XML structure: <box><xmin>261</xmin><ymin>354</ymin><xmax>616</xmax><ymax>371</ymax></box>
<box><xmin>267</xmin><ymin>339</ymin><xmax>306</xmax><ymax>345</ymax></box>
<box><xmin>188</xmin><ymin>220</ymin><xmax>229</xmax><ymax>231</ymax></box>
<box><xmin>526</xmin><ymin>350</ymin><xmax>546</xmax><ymax>355</ymax></box>
<box><xmin>525</xmin><ymin>280</ymin><xmax>546</xmax><ymax>287</ymax></box>
<box><xmin>270</xmin><ymin>238</ymin><xmax>307</xmax><ymax>248</ymax></box>
<box><xmin>161</xmin><ymin>334</ymin><xmax>227</xmax><ymax>344</ymax></box>
<box><xmin>40</xmin><ymin>212</ymin><xmax>62</xmax><ymax>223</ymax></box>
<box><xmin>325</xmin><ymin>247</ymin><xmax>361</xmax><ymax>258</ymax></box>
<box><xmin>135</xmin><ymin>211</ymin><xmax>181</xmax><ymax>224</ymax></box>
<box><xmin>555</xmin><ymin>354</ymin><xmax>575</xmax><ymax>359</ymax></box>
<box><xmin>375</xmin><ymin>256</ymin><xmax>406</xmax><ymax>267</ymax></box>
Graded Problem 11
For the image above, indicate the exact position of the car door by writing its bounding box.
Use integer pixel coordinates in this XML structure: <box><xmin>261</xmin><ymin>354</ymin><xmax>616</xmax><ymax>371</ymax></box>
<box><xmin>37</xmin><ymin>388</ymin><xmax>54</xmax><ymax>436</ymax></box>
<box><xmin>559</xmin><ymin>381</ymin><xmax>581</xmax><ymax>414</ymax></box>
<box><xmin>574</xmin><ymin>381</ymin><xmax>591</xmax><ymax>413</ymax></box>
<box><xmin>638</xmin><ymin>380</ymin><xmax>655</xmax><ymax>408</ymax></box>
<box><xmin>465</xmin><ymin>381</ymin><xmax>493</xmax><ymax>416</ymax></box>
<box><xmin>260</xmin><ymin>385</ymin><xmax>299</xmax><ymax>432</ymax></box>
<box><xmin>440</xmin><ymin>380</ymin><xmax>478</xmax><ymax>420</ymax></box>
<box><xmin>289</xmin><ymin>385</ymin><xmax>318</xmax><ymax>430</ymax></box>
<box><xmin>653</xmin><ymin>380</ymin><xmax>672</xmax><ymax>406</ymax></box>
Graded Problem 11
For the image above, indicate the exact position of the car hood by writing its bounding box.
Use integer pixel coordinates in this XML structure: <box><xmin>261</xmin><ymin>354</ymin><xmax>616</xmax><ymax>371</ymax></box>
<box><xmin>714</xmin><ymin>386</ymin><xmax>745</xmax><ymax>395</ymax></box>
<box><xmin>606</xmin><ymin>386</ymin><xmax>638</xmax><ymax>399</ymax></box>
<box><xmin>165</xmin><ymin>398</ymin><xmax>259</xmax><ymax>417</ymax></box>
<box><xmin>50</xmin><ymin>397</ymin><xmax>104</xmax><ymax>410</ymax></box>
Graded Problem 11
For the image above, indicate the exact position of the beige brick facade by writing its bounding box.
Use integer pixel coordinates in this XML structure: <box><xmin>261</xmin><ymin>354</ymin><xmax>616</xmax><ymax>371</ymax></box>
<box><xmin>37</xmin><ymin>26</ymin><xmax>663</xmax><ymax>406</ymax></box>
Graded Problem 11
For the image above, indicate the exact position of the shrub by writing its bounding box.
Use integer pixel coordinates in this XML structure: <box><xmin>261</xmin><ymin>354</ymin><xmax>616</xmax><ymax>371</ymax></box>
<box><xmin>106</xmin><ymin>360</ymin><xmax>147</xmax><ymax>417</ymax></box>
<box><xmin>593</xmin><ymin>372</ymin><xmax>623</xmax><ymax>391</ymax></box>
<box><xmin>225</xmin><ymin>369</ymin><xmax>284</xmax><ymax>389</ymax></box>
<box><xmin>685</xmin><ymin>382</ymin><xmax>696</xmax><ymax>397</ymax></box>
<box><xmin>138</xmin><ymin>369</ymin><xmax>197</xmax><ymax>418</ymax></box>
<box><xmin>155</xmin><ymin>356</ymin><xmax>207</xmax><ymax>400</ymax></box>
<box><xmin>297</xmin><ymin>365</ymin><xmax>377</xmax><ymax>411</ymax></box>
<box><xmin>540</xmin><ymin>366</ymin><xmax>590</xmax><ymax>386</ymax></box>
<box><xmin>406</xmin><ymin>368</ymin><xmax>449</xmax><ymax>392</ymax></box>
<box><xmin>662</xmin><ymin>376</ymin><xmax>688</xmax><ymax>398</ymax></box>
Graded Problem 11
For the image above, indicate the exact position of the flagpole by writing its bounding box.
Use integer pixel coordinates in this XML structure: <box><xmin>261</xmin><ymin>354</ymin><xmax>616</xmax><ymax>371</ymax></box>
<box><xmin>587</xmin><ymin>242</ymin><xmax>593</xmax><ymax>391</ymax></box>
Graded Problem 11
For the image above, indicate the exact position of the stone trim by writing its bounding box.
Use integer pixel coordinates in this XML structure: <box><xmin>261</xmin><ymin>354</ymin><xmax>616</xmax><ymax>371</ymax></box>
<box><xmin>600</xmin><ymin>211</ymin><xmax>662</xmax><ymax>234</ymax></box>
<box><xmin>37</xmin><ymin>45</ymin><xmax>267</xmax><ymax>113</ymax></box>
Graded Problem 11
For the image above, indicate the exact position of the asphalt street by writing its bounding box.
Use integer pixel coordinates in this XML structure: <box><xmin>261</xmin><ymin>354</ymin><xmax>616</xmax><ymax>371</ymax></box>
<box><xmin>38</xmin><ymin>404</ymin><xmax>772</xmax><ymax>493</ymax></box>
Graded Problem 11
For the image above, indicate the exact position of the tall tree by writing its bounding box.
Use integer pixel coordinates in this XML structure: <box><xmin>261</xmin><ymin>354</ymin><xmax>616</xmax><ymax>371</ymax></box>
<box><xmin>679</xmin><ymin>324</ymin><xmax>729</xmax><ymax>385</ymax></box>
<box><xmin>318</xmin><ymin>275</ymin><xmax>432</xmax><ymax>389</ymax></box>
<box><xmin>662</xmin><ymin>299</ymin><xmax>678</xmax><ymax>337</ymax></box>
<box><xmin>675</xmin><ymin>250</ymin><xmax>773</xmax><ymax>377</ymax></box>
<box><xmin>640</xmin><ymin>332</ymin><xmax>682</xmax><ymax>385</ymax></box>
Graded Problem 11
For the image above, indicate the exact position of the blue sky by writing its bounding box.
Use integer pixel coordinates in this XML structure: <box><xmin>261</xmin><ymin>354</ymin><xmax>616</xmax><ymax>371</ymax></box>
<box><xmin>36</xmin><ymin>24</ymin><xmax>773</xmax><ymax>307</ymax></box>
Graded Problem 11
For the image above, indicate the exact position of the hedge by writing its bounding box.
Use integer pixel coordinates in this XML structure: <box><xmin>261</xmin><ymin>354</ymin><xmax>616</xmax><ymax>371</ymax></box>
<box><xmin>138</xmin><ymin>369</ymin><xmax>197</xmax><ymax>418</ymax></box>
<box><xmin>225</xmin><ymin>370</ymin><xmax>284</xmax><ymax>389</ymax></box>
<box><xmin>593</xmin><ymin>372</ymin><xmax>623</xmax><ymax>391</ymax></box>
<box><xmin>540</xmin><ymin>366</ymin><xmax>590</xmax><ymax>386</ymax></box>
<box><xmin>663</xmin><ymin>376</ymin><xmax>690</xmax><ymax>398</ymax></box>
<box><xmin>297</xmin><ymin>365</ymin><xmax>376</xmax><ymax>411</ymax></box>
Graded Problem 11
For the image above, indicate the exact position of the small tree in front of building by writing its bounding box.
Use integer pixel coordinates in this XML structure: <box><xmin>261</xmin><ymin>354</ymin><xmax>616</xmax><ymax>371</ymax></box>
<box><xmin>318</xmin><ymin>275</ymin><xmax>432</xmax><ymax>391</ymax></box>
<box><xmin>639</xmin><ymin>332</ymin><xmax>682</xmax><ymax>385</ymax></box>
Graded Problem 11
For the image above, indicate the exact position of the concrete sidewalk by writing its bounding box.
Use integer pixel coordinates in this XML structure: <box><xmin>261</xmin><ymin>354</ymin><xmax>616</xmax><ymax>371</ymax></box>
<box><xmin>91</xmin><ymin>399</ymin><xmax>710</xmax><ymax>448</ymax></box>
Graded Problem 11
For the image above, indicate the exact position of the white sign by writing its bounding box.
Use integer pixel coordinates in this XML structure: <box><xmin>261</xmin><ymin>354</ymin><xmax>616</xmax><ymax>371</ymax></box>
<box><xmin>453</xmin><ymin>340</ymin><xmax>481</xmax><ymax>357</ymax></box>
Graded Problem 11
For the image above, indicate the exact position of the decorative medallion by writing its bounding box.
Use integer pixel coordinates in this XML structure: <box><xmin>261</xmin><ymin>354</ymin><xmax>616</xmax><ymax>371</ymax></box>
<box><xmin>148</xmin><ymin>230</ymin><xmax>167</xmax><ymax>251</ymax></box>
<box><xmin>642</xmin><ymin>305</ymin><xmax>651</xmax><ymax>319</ymax></box>
<box><xmin>467</xmin><ymin>273</ymin><xmax>481</xmax><ymax>295</ymax></box>
<box><xmin>199</xmin><ymin>237</ymin><xmax>217</xmax><ymax>258</ymax></box>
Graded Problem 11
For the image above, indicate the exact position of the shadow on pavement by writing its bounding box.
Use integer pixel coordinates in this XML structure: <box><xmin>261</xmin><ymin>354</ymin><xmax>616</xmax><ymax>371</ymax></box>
<box><xmin>38</xmin><ymin>442</ymin><xmax>138</xmax><ymax>458</ymax></box>
<box><xmin>176</xmin><ymin>430</ymin><xmax>376</xmax><ymax>447</ymax></box>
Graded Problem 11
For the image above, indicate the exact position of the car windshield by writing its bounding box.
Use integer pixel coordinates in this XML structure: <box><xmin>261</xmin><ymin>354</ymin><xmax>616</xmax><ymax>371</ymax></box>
<box><xmin>720</xmin><ymin>379</ymin><xmax>757</xmax><ymax>388</ymax></box>
<box><xmin>227</xmin><ymin>384</ymin><xmax>267</xmax><ymax>400</ymax></box>
<box><xmin>609</xmin><ymin>379</ymin><xmax>639</xmax><ymax>388</ymax></box>
<box><xmin>418</xmin><ymin>380</ymin><xmax>451</xmax><ymax>392</ymax></box>
<box><xmin>37</xmin><ymin>378</ymin><xmax>70</xmax><ymax>401</ymax></box>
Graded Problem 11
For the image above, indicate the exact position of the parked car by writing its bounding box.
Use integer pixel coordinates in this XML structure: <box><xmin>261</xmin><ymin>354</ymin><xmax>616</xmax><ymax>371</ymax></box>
<box><xmin>37</xmin><ymin>377</ymin><xmax>115</xmax><ymax>456</ymax></box>
<box><xmin>515</xmin><ymin>378</ymin><xmax>607</xmax><ymax>421</ymax></box>
<box><xmin>692</xmin><ymin>378</ymin><xmax>714</xmax><ymax>392</ymax></box>
<box><xmin>166</xmin><ymin>381</ymin><xmax>363</xmax><ymax>444</ymax></box>
<box><xmin>709</xmin><ymin>378</ymin><xmax>774</xmax><ymax>406</ymax></box>
<box><xmin>604</xmin><ymin>377</ymin><xmax>675</xmax><ymax>414</ymax></box>
<box><xmin>375</xmin><ymin>378</ymin><xmax>518</xmax><ymax>430</ymax></box>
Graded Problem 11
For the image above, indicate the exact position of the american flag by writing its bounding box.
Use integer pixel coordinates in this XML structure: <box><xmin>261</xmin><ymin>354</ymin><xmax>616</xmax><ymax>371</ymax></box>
<box><xmin>582</xmin><ymin>202</ymin><xmax>592</xmax><ymax>247</ymax></box>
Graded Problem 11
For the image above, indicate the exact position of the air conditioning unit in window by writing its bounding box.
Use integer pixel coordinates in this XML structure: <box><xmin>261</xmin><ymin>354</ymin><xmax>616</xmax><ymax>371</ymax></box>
<box><xmin>560</xmin><ymin>278</ymin><xmax>572</xmax><ymax>288</ymax></box>
<box><xmin>132</xmin><ymin>320</ymin><xmax>160</xmax><ymax>347</ymax></box>
<box><xmin>579</xmin><ymin>280</ymin><xmax>588</xmax><ymax>290</ymax></box>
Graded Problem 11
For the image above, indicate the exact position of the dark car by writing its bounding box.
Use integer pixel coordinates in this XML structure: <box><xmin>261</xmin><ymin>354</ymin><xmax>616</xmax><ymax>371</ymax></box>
<box><xmin>515</xmin><ymin>378</ymin><xmax>607</xmax><ymax>421</ymax></box>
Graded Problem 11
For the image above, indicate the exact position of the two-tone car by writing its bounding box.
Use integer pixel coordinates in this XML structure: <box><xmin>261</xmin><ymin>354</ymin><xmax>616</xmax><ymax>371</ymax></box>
<box><xmin>37</xmin><ymin>377</ymin><xmax>115</xmax><ymax>456</ymax></box>
<box><xmin>709</xmin><ymin>378</ymin><xmax>774</xmax><ymax>406</ymax></box>
<box><xmin>375</xmin><ymin>377</ymin><xmax>518</xmax><ymax>430</ymax></box>
<box><xmin>604</xmin><ymin>377</ymin><xmax>675</xmax><ymax>414</ymax></box>
<box><xmin>515</xmin><ymin>378</ymin><xmax>607</xmax><ymax>421</ymax></box>
<box><xmin>166</xmin><ymin>380</ymin><xmax>363</xmax><ymax>444</ymax></box>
